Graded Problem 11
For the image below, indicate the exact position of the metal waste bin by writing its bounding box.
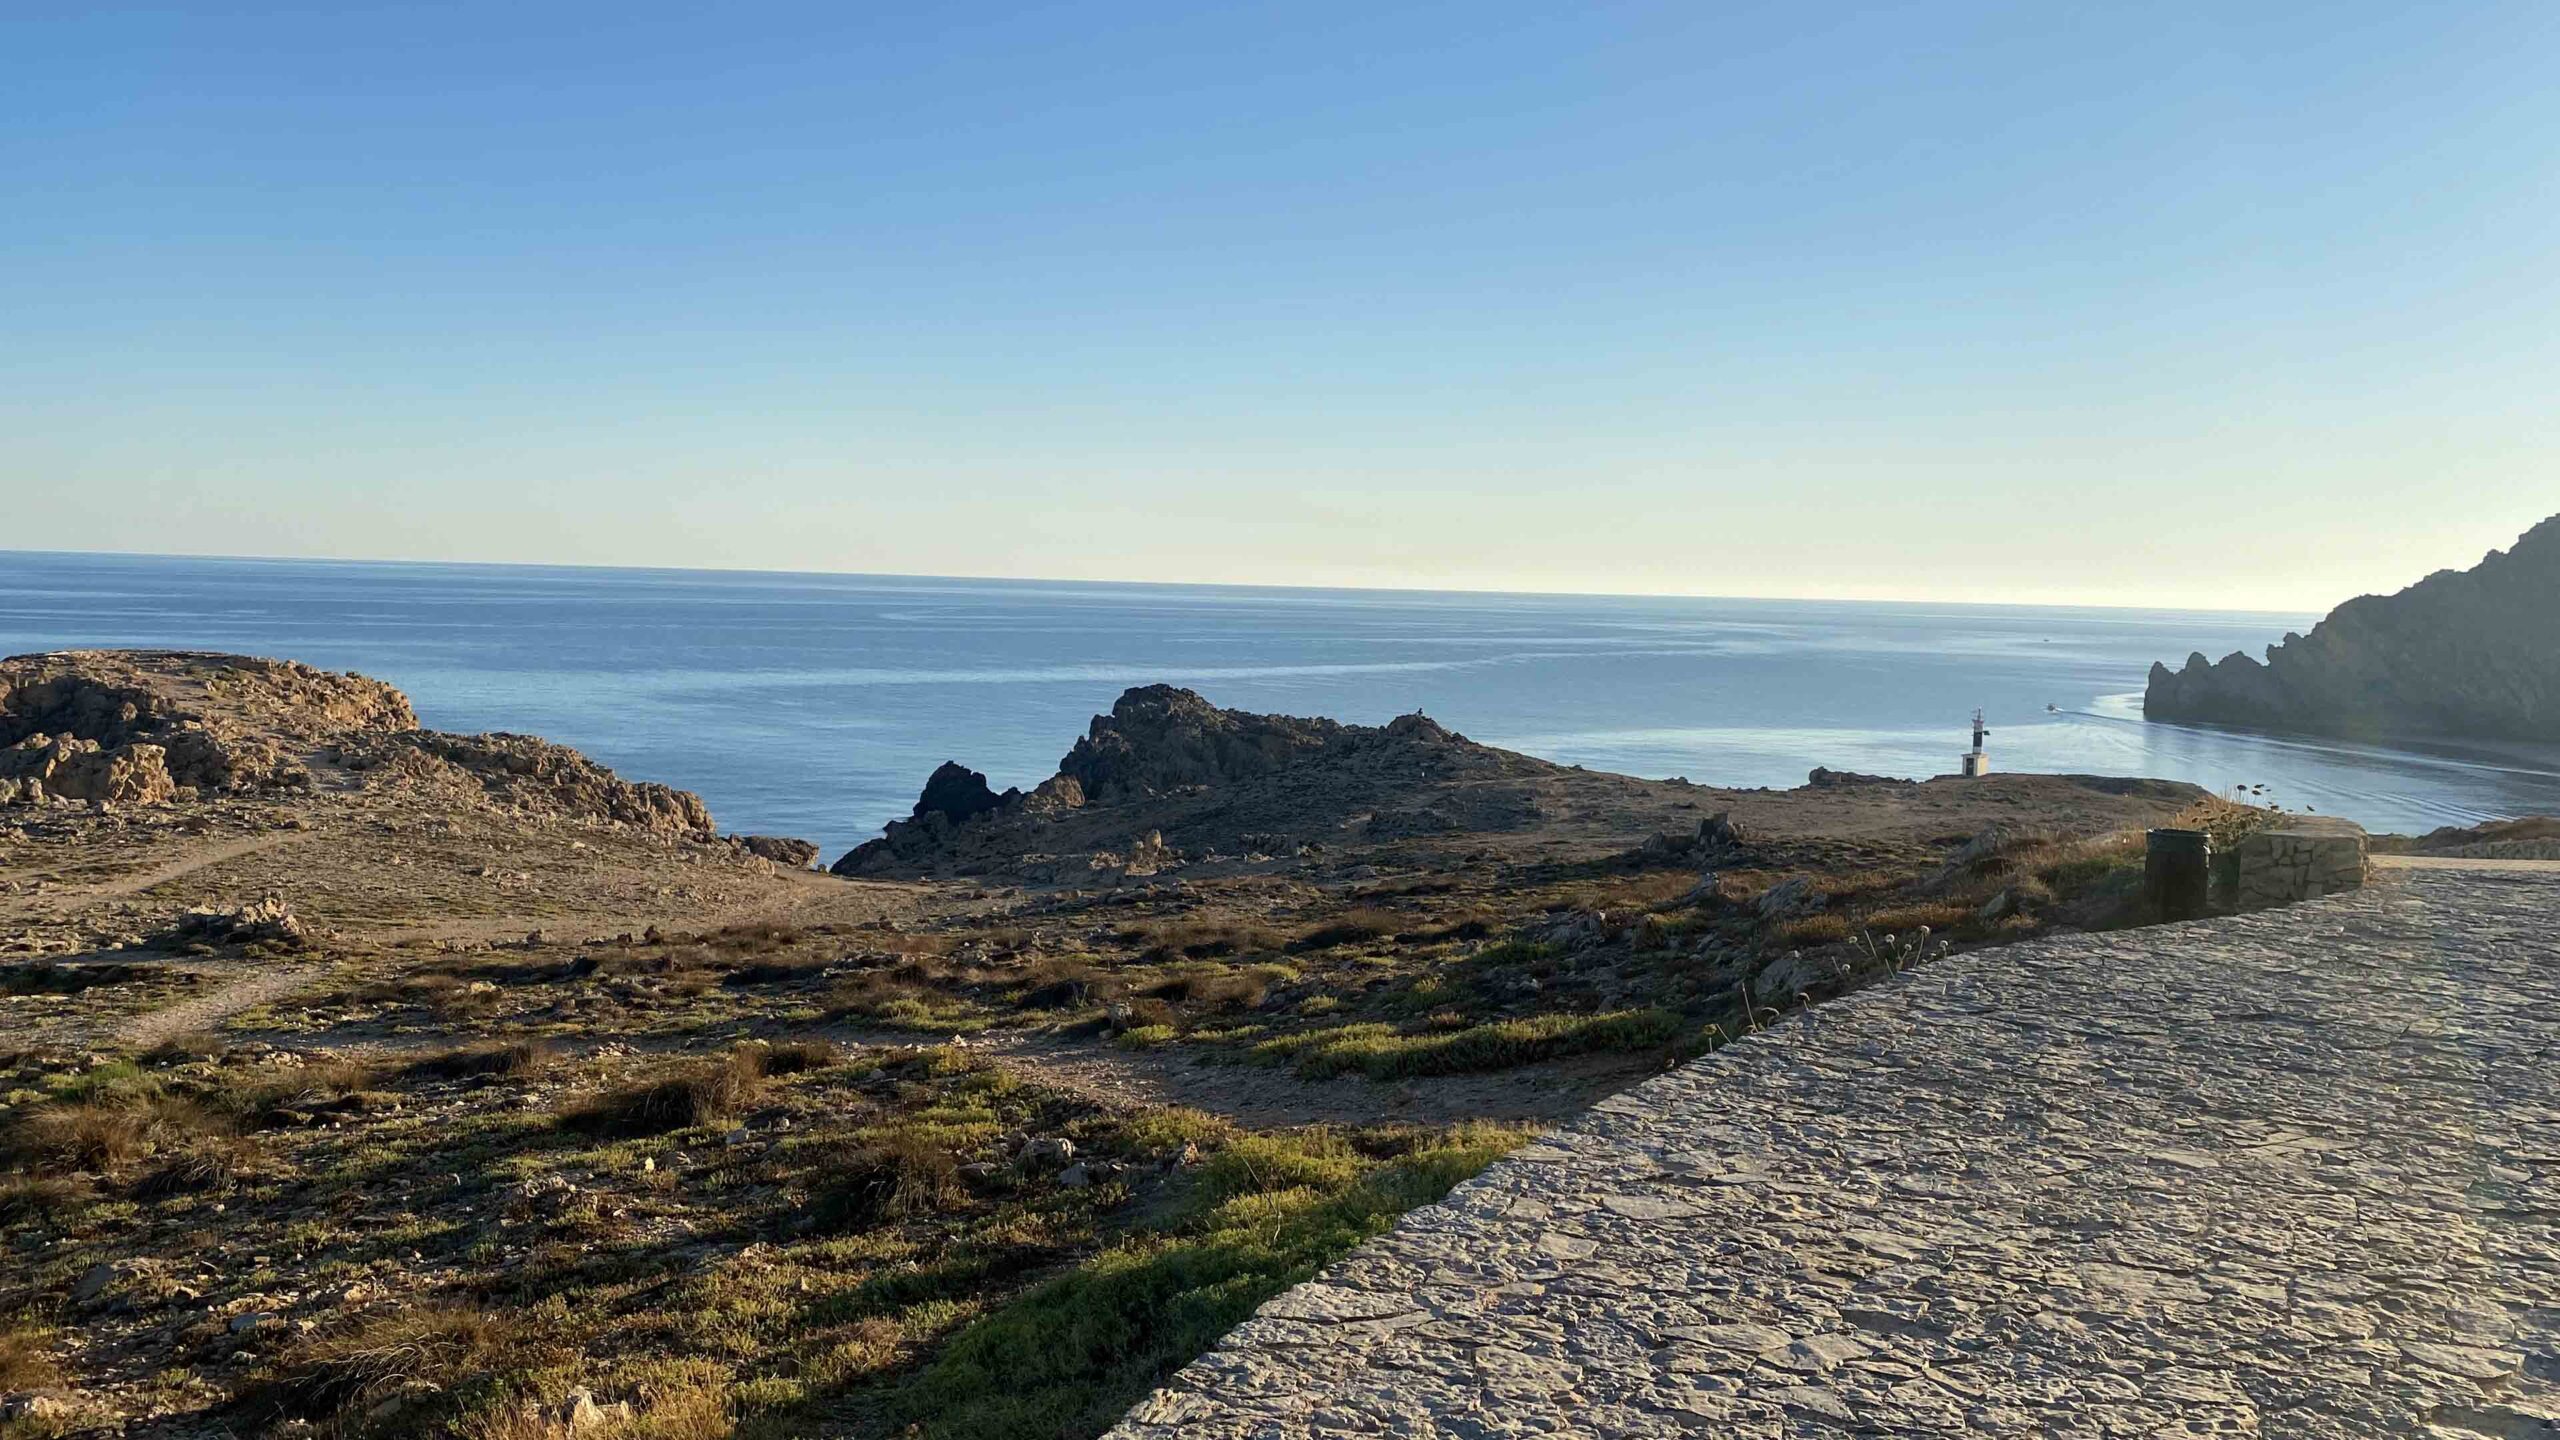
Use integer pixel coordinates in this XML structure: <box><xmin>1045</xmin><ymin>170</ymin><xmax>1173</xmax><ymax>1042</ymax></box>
<box><xmin>2144</xmin><ymin>828</ymin><xmax>2211</xmax><ymax>921</ymax></box>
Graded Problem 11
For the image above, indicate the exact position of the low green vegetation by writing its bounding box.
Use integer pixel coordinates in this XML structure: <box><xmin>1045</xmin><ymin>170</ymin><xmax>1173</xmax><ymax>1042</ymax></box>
<box><xmin>1251</xmin><ymin>1008</ymin><xmax>1689</xmax><ymax>1080</ymax></box>
<box><xmin>0</xmin><ymin>1028</ymin><xmax>1523</xmax><ymax>1440</ymax></box>
<box><xmin>894</xmin><ymin>1121</ymin><xmax>1528</xmax><ymax>1440</ymax></box>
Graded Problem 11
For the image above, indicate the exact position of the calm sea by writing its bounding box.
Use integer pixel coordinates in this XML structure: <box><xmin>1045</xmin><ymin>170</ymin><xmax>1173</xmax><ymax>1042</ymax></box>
<box><xmin>7</xmin><ymin>551</ymin><xmax>2557</xmax><ymax>858</ymax></box>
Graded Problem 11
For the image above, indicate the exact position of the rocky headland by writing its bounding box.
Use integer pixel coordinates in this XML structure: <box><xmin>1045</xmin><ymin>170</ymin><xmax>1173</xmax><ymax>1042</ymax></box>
<box><xmin>2144</xmin><ymin>512</ymin><xmax>2560</xmax><ymax>743</ymax></box>
<box><xmin>836</xmin><ymin>682</ymin><xmax>2209</xmax><ymax>887</ymax></box>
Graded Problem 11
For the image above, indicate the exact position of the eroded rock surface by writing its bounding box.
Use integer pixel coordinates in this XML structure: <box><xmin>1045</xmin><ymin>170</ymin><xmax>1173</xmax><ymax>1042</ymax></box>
<box><xmin>340</xmin><ymin>730</ymin><xmax>713</xmax><ymax>838</ymax></box>
<box><xmin>1111</xmin><ymin>866</ymin><xmax>2560</xmax><ymax>1437</ymax></box>
<box><xmin>0</xmin><ymin>650</ymin><xmax>415</xmax><ymax>801</ymax></box>
<box><xmin>0</xmin><ymin>651</ymin><xmax>719</xmax><ymax>839</ymax></box>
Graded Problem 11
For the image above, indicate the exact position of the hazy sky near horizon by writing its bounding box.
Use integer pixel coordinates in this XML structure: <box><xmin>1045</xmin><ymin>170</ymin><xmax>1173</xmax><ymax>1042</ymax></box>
<box><xmin>8</xmin><ymin>3</ymin><xmax>2557</xmax><ymax>610</ymax></box>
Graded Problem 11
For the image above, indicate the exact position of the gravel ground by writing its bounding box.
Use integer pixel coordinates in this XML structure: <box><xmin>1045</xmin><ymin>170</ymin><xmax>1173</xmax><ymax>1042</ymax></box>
<box><xmin>1110</xmin><ymin>864</ymin><xmax>2560</xmax><ymax>1437</ymax></box>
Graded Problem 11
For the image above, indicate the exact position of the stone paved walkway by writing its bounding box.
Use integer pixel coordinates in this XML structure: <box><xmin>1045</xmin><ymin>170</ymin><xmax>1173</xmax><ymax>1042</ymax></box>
<box><xmin>1110</xmin><ymin>865</ymin><xmax>2560</xmax><ymax>1437</ymax></box>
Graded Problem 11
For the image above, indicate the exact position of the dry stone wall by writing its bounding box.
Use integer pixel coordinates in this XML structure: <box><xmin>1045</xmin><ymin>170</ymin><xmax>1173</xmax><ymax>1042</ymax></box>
<box><xmin>2232</xmin><ymin>820</ymin><xmax>2368</xmax><ymax>909</ymax></box>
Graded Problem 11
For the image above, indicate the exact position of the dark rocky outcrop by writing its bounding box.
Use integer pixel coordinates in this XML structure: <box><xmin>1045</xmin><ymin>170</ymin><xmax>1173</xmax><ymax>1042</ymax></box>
<box><xmin>912</xmin><ymin>761</ymin><xmax>1018</xmax><ymax>824</ymax></box>
<box><xmin>832</xmin><ymin>686</ymin><xmax>1496</xmax><ymax>877</ymax></box>
<box><xmin>2144</xmin><ymin>514</ymin><xmax>2560</xmax><ymax>743</ymax></box>
<box><xmin>1057</xmin><ymin>685</ymin><xmax>1348</xmax><ymax>803</ymax></box>
<box><xmin>1805</xmin><ymin>767</ymin><xmax>1914</xmax><ymax>789</ymax></box>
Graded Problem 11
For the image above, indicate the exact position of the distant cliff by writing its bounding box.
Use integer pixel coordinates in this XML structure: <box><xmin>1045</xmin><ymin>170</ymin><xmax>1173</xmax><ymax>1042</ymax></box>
<box><xmin>2144</xmin><ymin>514</ymin><xmax>2560</xmax><ymax>744</ymax></box>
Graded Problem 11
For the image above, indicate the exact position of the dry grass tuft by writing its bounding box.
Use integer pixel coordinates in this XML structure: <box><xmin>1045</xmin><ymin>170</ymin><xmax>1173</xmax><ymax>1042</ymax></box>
<box><xmin>751</xmin><ymin>1037</ymin><xmax>840</xmax><ymax>1075</ymax></box>
<box><xmin>143</xmin><ymin>1031</ymin><xmax>229</xmax><ymax>1064</ymax></box>
<box><xmin>819</xmin><ymin>1128</ymin><xmax>967</xmax><ymax>1229</ymax></box>
<box><xmin>0</xmin><ymin>1320</ymin><xmax>61</xmax><ymax>1391</ymax></box>
<box><xmin>405</xmin><ymin>1040</ymin><xmax>556</xmax><ymax>1083</ymax></box>
<box><xmin>8</xmin><ymin>1097</ymin><xmax>230</xmax><ymax>1176</ymax></box>
<box><xmin>132</xmin><ymin>1132</ymin><xmax>263</xmax><ymax>1198</ymax></box>
<box><xmin>700</xmin><ymin>920</ymin><xmax>808</xmax><ymax>955</ymax></box>
<box><xmin>242</xmin><ymin>1302</ymin><xmax>529</xmax><ymax>1425</ymax></box>
<box><xmin>1143</xmin><ymin>965</ymin><xmax>1284</xmax><ymax>1013</ymax></box>
<box><xmin>1862</xmin><ymin>902</ymin><xmax>1974</xmax><ymax>934</ymax></box>
<box><xmin>0</xmin><ymin>1173</ymin><xmax>93</xmax><ymax>1223</ymax></box>
<box><xmin>1292</xmin><ymin>908</ymin><xmax>1403</xmax><ymax>951</ymax></box>
<box><xmin>1121</xmin><ymin>918</ymin><xmax>1284</xmax><ymax>961</ymax></box>
<box><xmin>564</xmin><ymin>1050</ymin><xmax>768</xmax><ymax>1137</ymax></box>
<box><xmin>1013</xmin><ymin>956</ymin><xmax>1104</xmax><ymax>1009</ymax></box>
<box><xmin>1778</xmin><ymin>913</ymin><xmax>1853</xmax><ymax>946</ymax></box>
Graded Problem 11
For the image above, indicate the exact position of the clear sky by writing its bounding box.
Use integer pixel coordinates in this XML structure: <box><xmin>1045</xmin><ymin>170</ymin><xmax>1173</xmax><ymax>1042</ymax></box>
<box><xmin>8</xmin><ymin>3</ymin><xmax>2556</xmax><ymax>609</ymax></box>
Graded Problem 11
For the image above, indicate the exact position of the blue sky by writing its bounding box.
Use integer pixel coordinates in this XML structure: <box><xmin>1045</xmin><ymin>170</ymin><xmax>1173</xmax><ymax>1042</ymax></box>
<box><xmin>7</xmin><ymin>2</ymin><xmax>2556</xmax><ymax>607</ymax></box>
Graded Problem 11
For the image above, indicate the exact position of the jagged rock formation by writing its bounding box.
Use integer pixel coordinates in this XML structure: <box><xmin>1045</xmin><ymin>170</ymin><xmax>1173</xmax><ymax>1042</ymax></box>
<box><xmin>1054</xmin><ymin>684</ymin><xmax>1436</xmax><ymax>802</ymax></box>
<box><xmin>0</xmin><ymin>651</ymin><xmax>727</xmax><ymax>841</ymax></box>
<box><xmin>912</xmin><ymin>761</ymin><xmax>1018</xmax><ymax>824</ymax></box>
<box><xmin>2144</xmin><ymin>514</ymin><xmax>2560</xmax><ymax>742</ymax></box>
<box><xmin>833</xmin><ymin>686</ymin><xmax>1515</xmax><ymax>877</ymax></box>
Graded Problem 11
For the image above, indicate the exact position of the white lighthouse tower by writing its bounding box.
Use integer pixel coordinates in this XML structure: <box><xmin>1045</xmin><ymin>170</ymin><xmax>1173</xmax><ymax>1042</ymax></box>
<box><xmin>1960</xmin><ymin>708</ymin><xmax>1991</xmax><ymax>778</ymax></box>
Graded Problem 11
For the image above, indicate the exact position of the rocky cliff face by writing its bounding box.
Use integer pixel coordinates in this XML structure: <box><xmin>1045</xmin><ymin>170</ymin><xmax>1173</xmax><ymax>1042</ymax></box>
<box><xmin>2144</xmin><ymin>514</ymin><xmax>2560</xmax><ymax>743</ymax></box>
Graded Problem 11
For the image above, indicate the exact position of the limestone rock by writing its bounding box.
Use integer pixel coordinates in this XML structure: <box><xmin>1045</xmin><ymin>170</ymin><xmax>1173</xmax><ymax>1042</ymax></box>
<box><xmin>734</xmin><ymin>834</ymin><xmax>819</xmax><ymax>868</ymax></box>
<box><xmin>0</xmin><ymin>735</ymin><xmax>178</xmax><ymax>807</ymax></box>
<box><xmin>346</xmin><ymin>730</ymin><xmax>713</xmax><ymax>838</ymax></box>
<box><xmin>166</xmin><ymin>896</ymin><xmax>309</xmax><ymax>950</ymax></box>
<box><xmin>1020</xmin><ymin>1136</ymin><xmax>1075</xmax><ymax>1170</ymax></box>
<box><xmin>1756</xmin><ymin>875</ymin><xmax>1817</xmax><ymax>919</ymax></box>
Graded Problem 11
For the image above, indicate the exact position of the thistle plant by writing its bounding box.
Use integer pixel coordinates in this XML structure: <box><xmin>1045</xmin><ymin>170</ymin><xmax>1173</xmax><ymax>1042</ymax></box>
<box><xmin>1850</xmin><ymin>925</ymin><xmax>1950</xmax><ymax>980</ymax></box>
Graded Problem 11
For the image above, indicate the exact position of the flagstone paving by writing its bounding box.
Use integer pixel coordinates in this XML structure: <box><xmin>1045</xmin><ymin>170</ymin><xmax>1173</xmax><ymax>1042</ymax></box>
<box><xmin>1109</xmin><ymin>864</ymin><xmax>2560</xmax><ymax>1437</ymax></box>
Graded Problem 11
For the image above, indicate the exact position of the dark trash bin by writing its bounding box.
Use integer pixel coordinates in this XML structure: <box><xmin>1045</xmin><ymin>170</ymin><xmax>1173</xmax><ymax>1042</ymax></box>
<box><xmin>2145</xmin><ymin>828</ymin><xmax>2211</xmax><ymax>921</ymax></box>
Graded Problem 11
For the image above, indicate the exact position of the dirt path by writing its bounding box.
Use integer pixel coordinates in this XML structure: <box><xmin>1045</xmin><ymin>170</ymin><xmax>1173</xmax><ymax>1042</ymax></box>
<box><xmin>840</xmin><ymin>1024</ymin><xmax>1650</xmax><ymax>1127</ymax></box>
<box><xmin>983</xmin><ymin>1032</ymin><xmax>1650</xmax><ymax>1127</ymax></box>
<box><xmin>2373</xmin><ymin>853</ymin><xmax>2560</xmax><ymax>873</ymax></box>
<box><xmin>113</xmin><ymin>962</ymin><xmax>324</xmax><ymax>1052</ymax></box>
<box><xmin>369</xmin><ymin>868</ymin><xmax>909</xmax><ymax>948</ymax></box>
<box><xmin>42</xmin><ymin>832</ymin><xmax>311</xmax><ymax>908</ymax></box>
